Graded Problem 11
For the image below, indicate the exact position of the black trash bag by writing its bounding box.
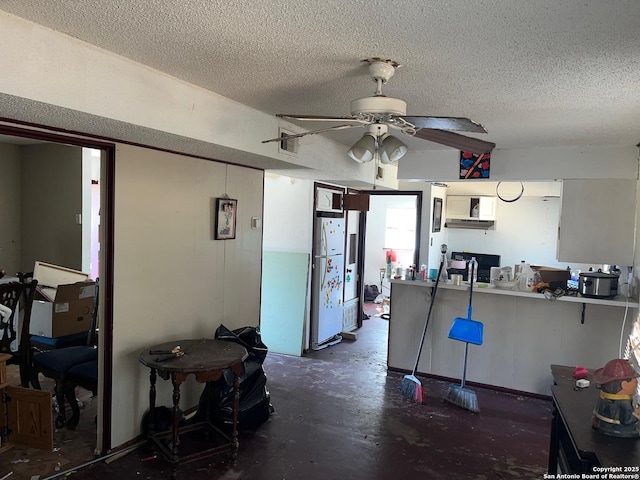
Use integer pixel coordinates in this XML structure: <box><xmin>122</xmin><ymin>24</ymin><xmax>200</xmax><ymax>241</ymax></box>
<box><xmin>191</xmin><ymin>325</ymin><xmax>273</xmax><ymax>431</ymax></box>
<box><xmin>364</xmin><ymin>284</ymin><xmax>380</xmax><ymax>302</ymax></box>
<box><xmin>140</xmin><ymin>406</ymin><xmax>185</xmax><ymax>438</ymax></box>
<box><xmin>214</xmin><ymin>324</ymin><xmax>268</xmax><ymax>381</ymax></box>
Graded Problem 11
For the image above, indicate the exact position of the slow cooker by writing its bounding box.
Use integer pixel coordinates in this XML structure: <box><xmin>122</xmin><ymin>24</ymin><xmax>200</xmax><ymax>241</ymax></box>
<box><xmin>578</xmin><ymin>271</ymin><xmax>619</xmax><ymax>298</ymax></box>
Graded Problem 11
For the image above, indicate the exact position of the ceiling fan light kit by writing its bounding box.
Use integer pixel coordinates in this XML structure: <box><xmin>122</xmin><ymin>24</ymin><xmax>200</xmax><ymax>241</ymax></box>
<box><xmin>347</xmin><ymin>123</ymin><xmax>408</xmax><ymax>164</ymax></box>
<box><xmin>263</xmin><ymin>57</ymin><xmax>495</xmax><ymax>159</ymax></box>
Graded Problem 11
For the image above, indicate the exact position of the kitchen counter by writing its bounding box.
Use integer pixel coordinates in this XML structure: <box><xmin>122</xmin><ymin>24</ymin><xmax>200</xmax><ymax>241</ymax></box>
<box><xmin>391</xmin><ymin>278</ymin><xmax>639</xmax><ymax>308</ymax></box>
<box><xmin>387</xmin><ymin>279</ymin><xmax>638</xmax><ymax>395</ymax></box>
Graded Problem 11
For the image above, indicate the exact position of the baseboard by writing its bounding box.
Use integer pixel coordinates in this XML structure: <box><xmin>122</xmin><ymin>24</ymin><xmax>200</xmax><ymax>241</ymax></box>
<box><xmin>387</xmin><ymin>366</ymin><xmax>551</xmax><ymax>401</ymax></box>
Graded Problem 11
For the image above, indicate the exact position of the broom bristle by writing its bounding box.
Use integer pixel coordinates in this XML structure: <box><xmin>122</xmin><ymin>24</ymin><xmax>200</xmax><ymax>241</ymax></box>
<box><xmin>444</xmin><ymin>384</ymin><xmax>479</xmax><ymax>413</ymax></box>
<box><xmin>400</xmin><ymin>374</ymin><xmax>421</xmax><ymax>402</ymax></box>
<box><xmin>414</xmin><ymin>383</ymin><xmax>424</xmax><ymax>404</ymax></box>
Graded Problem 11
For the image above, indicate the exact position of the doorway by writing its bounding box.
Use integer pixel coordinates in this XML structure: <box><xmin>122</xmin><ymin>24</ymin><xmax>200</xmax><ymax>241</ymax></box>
<box><xmin>360</xmin><ymin>191</ymin><xmax>422</xmax><ymax>324</ymax></box>
<box><xmin>0</xmin><ymin>124</ymin><xmax>115</xmax><ymax>469</ymax></box>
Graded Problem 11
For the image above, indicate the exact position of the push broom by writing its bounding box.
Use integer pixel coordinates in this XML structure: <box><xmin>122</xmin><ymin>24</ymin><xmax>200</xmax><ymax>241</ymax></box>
<box><xmin>400</xmin><ymin>247</ymin><xmax>447</xmax><ymax>404</ymax></box>
<box><xmin>444</xmin><ymin>259</ymin><xmax>484</xmax><ymax>413</ymax></box>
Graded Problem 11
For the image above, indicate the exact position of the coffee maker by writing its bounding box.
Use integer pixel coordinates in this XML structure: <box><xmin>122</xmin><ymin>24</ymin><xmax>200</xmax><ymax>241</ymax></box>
<box><xmin>448</xmin><ymin>252</ymin><xmax>501</xmax><ymax>283</ymax></box>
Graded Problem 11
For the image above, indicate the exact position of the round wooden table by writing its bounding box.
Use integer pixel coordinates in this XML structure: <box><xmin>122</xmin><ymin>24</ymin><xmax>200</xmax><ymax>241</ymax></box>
<box><xmin>139</xmin><ymin>338</ymin><xmax>247</xmax><ymax>479</ymax></box>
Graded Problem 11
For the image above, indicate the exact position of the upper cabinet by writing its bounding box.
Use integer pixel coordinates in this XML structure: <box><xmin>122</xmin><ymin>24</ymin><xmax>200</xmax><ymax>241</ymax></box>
<box><xmin>557</xmin><ymin>179</ymin><xmax>636</xmax><ymax>266</ymax></box>
<box><xmin>446</xmin><ymin>196</ymin><xmax>496</xmax><ymax>220</ymax></box>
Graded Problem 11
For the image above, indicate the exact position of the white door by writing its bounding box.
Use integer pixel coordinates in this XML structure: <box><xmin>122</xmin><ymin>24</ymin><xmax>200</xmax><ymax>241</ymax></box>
<box><xmin>342</xmin><ymin>209</ymin><xmax>360</xmax><ymax>332</ymax></box>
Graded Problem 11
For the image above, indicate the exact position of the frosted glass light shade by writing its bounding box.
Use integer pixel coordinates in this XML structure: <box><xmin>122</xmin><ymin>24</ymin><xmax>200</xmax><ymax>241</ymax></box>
<box><xmin>379</xmin><ymin>135</ymin><xmax>408</xmax><ymax>164</ymax></box>
<box><xmin>347</xmin><ymin>134</ymin><xmax>376</xmax><ymax>163</ymax></box>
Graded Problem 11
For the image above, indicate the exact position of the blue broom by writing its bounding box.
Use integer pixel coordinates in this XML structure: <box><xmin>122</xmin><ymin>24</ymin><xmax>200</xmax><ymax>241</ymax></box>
<box><xmin>444</xmin><ymin>260</ymin><xmax>483</xmax><ymax>413</ymax></box>
<box><xmin>400</xmin><ymin>258</ymin><xmax>445</xmax><ymax>403</ymax></box>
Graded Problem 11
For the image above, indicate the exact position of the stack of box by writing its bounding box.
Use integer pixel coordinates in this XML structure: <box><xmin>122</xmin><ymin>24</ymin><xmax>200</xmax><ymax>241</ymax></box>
<box><xmin>531</xmin><ymin>266</ymin><xmax>571</xmax><ymax>291</ymax></box>
<box><xmin>30</xmin><ymin>261</ymin><xmax>97</xmax><ymax>338</ymax></box>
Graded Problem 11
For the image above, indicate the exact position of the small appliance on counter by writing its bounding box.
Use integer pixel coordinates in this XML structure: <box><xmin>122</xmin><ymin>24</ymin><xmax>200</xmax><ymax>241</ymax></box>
<box><xmin>578</xmin><ymin>270</ymin><xmax>619</xmax><ymax>298</ymax></box>
<box><xmin>448</xmin><ymin>252</ymin><xmax>501</xmax><ymax>283</ymax></box>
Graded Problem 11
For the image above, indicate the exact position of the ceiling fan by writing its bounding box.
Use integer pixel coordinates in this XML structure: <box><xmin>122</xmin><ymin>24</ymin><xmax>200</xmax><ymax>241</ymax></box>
<box><xmin>262</xmin><ymin>58</ymin><xmax>496</xmax><ymax>160</ymax></box>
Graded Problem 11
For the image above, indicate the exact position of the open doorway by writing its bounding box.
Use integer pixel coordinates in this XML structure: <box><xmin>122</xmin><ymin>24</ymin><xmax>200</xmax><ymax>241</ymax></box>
<box><xmin>361</xmin><ymin>191</ymin><xmax>422</xmax><ymax>324</ymax></box>
<box><xmin>0</xmin><ymin>125</ymin><xmax>115</xmax><ymax>475</ymax></box>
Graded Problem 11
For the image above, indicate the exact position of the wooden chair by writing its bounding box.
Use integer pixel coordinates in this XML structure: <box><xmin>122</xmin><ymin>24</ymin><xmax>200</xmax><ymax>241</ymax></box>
<box><xmin>31</xmin><ymin>278</ymin><xmax>99</xmax><ymax>428</ymax></box>
<box><xmin>0</xmin><ymin>279</ymin><xmax>38</xmax><ymax>387</ymax></box>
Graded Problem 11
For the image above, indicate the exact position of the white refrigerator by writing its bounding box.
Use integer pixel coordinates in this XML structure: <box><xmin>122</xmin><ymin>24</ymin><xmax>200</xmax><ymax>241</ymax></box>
<box><xmin>311</xmin><ymin>216</ymin><xmax>345</xmax><ymax>349</ymax></box>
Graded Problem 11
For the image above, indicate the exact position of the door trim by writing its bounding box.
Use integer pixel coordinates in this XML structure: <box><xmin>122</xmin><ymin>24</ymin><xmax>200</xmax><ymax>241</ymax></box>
<box><xmin>0</xmin><ymin>123</ymin><xmax>115</xmax><ymax>455</ymax></box>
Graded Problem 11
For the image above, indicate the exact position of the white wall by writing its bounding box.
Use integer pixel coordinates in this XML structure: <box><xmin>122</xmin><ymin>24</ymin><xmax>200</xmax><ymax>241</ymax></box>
<box><xmin>399</xmin><ymin>145</ymin><xmax>638</xmax><ymax>182</ymax></box>
<box><xmin>445</xmin><ymin>196</ymin><xmax>563</xmax><ymax>271</ymax></box>
<box><xmin>111</xmin><ymin>144</ymin><xmax>263</xmax><ymax>448</ymax></box>
<box><xmin>263</xmin><ymin>175</ymin><xmax>313</xmax><ymax>253</ymax></box>
<box><xmin>0</xmin><ymin>11</ymin><xmax>379</xmax><ymax>187</ymax></box>
<box><xmin>261</xmin><ymin>174</ymin><xmax>314</xmax><ymax>351</ymax></box>
<box><xmin>424</xmin><ymin>184</ymin><xmax>450</xmax><ymax>271</ymax></box>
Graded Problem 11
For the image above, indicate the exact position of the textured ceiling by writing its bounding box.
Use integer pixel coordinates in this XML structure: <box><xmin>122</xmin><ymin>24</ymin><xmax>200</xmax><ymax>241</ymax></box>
<box><xmin>1</xmin><ymin>0</ymin><xmax>639</xmax><ymax>153</ymax></box>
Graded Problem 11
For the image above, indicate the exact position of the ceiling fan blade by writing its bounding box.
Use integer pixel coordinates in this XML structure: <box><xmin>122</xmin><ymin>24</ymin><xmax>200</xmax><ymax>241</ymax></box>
<box><xmin>402</xmin><ymin>116</ymin><xmax>487</xmax><ymax>133</ymax></box>
<box><xmin>262</xmin><ymin>124</ymin><xmax>364</xmax><ymax>144</ymax></box>
<box><xmin>413</xmin><ymin>129</ymin><xmax>495</xmax><ymax>155</ymax></box>
<box><xmin>277</xmin><ymin>114</ymin><xmax>367</xmax><ymax>124</ymax></box>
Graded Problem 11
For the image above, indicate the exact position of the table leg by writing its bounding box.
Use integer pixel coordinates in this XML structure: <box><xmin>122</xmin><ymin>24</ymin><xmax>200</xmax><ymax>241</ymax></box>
<box><xmin>548</xmin><ymin>399</ymin><xmax>559</xmax><ymax>474</ymax></box>
<box><xmin>171</xmin><ymin>374</ymin><xmax>181</xmax><ymax>461</ymax></box>
<box><xmin>169</xmin><ymin>374</ymin><xmax>182</xmax><ymax>480</ymax></box>
<box><xmin>231</xmin><ymin>369</ymin><xmax>240</xmax><ymax>462</ymax></box>
<box><xmin>148</xmin><ymin>368</ymin><xmax>157</xmax><ymax>437</ymax></box>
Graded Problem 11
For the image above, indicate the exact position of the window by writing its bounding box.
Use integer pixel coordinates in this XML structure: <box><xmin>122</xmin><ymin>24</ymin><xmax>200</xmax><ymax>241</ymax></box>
<box><xmin>384</xmin><ymin>208</ymin><xmax>416</xmax><ymax>251</ymax></box>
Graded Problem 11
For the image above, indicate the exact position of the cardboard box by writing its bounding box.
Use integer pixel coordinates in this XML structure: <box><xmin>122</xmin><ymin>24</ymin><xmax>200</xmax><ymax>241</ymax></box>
<box><xmin>29</xmin><ymin>262</ymin><xmax>95</xmax><ymax>338</ymax></box>
<box><xmin>531</xmin><ymin>266</ymin><xmax>571</xmax><ymax>290</ymax></box>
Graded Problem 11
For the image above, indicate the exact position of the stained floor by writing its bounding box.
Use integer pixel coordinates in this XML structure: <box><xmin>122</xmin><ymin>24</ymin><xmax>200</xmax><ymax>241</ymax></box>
<box><xmin>3</xmin><ymin>306</ymin><xmax>553</xmax><ymax>480</ymax></box>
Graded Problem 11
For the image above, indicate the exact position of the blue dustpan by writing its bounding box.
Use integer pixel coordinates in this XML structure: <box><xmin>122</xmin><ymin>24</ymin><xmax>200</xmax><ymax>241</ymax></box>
<box><xmin>448</xmin><ymin>304</ymin><xmax>484</xmax><ymax>345</ymax></box>
<box><xmin>448</xmin><ymin>265</ymin><xmax>484</xmax><ymax>345</ymax></box>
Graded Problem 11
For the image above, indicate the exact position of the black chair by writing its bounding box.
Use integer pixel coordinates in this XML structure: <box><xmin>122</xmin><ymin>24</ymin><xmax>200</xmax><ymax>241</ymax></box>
<box><xmin>63</xmin><ymin>359</ymin><xmax>98</xmax><ymax>429</ymax></box>
<box><xmin>0</xmin><ymin>279</ymin><xmax>38</xmax><ymax>387</ymax></box>
<box><xmin>32</xmin><ymin>278</ymin><xmax>99</xmax><ymax>428</ymax></box>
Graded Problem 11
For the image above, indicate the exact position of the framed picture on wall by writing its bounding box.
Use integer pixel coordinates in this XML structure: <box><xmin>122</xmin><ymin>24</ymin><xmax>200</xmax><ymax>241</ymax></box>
<box><xmin>215</xmin><ymin>198</ymin><xmax>238</xmax><ymax>240</ymax></box>
<box><xmin>432</xmin><ymin>197</ymin><xmax>443</xmax><ymax>233</ymax></box>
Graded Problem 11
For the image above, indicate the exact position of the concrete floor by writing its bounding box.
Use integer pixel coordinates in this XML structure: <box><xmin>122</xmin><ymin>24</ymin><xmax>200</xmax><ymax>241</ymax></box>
<box><xmin>63</xmin><ymin>309</ymin><xmax>552</xmax><ymax>480</ymax></box>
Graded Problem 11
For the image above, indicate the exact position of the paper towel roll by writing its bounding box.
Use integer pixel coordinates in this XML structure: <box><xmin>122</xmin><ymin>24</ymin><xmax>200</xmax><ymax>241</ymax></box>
<box><xmin>450</xmin><ymin>260</ymin><xmax>466</xmax><ymax>270</ymax></box>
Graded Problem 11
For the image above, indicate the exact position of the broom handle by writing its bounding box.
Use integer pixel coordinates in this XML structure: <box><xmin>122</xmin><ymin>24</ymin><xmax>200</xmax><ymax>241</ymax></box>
<box><xmin>462</xmin><ymin>264</ymin><xmax>474</xmax><ymax>387</ymax></box>
<box><xmin>467</xmin><ymin>262</ymin><xmax>474</xmax><ymax>320</ymax></box>
<box><xmin>411</xmin><ymin>260</ymin><xmax>445</xmax><ymax>376</ymax></box>
<box><xmin>461</xmin><ymin>342</ymin><xmax>469</xmax><ymax>388</ymax></box>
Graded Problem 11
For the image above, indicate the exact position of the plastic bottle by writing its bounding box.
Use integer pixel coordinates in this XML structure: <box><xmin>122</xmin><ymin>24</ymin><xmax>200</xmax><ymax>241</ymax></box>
<box><xmin>439</xmin><ymin>252</ymin><xmax>449</xmax><ymax>282</ymax></box>
<box><xmin>468</xmin><ymin>257</ymin><xmax>478</xmax><ymax>284</ymax></box>
<box><xmin>515</xmin><ymin>260</ymin><xmax>525</xmax><ymax>280</ymax></box>
<box><xmin>386</xmin><ymin>253</ymin><xmax>393</xmax><ymax>280</ymax></box>
<box><xmin>420</xmin><ymin>264</ymin><xmax>427</xmax><ymax>281</ymax></box>
<box><xmin>519</xmin><ymin>261</ymin><xmax>534</xmax><ymax>291</ymax></box>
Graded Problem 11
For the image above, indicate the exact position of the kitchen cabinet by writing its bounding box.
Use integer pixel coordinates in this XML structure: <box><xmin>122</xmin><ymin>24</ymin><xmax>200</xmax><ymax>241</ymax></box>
<box><xmin>446</xmin><ymin>196</ymin><xmax>496</xmax><ymax>220</ymax></box>
<box><xmin>557</xmin><ymin>179</ymin><xmax>636</xmax><ymax>266</ymax></box>
<box><xmin>0</xmin><ymin>353</ymin><xmax>53</xmax><ymax>452</ymax></box>
<box><xmin>477</xmin><ymin>196</ymin><xmax>496</xmax><ymax>220</ymax></box>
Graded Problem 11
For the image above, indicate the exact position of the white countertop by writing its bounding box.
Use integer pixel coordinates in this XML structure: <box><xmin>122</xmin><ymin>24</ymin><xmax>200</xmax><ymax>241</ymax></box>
<box><xmin>390</xmin><ymin>278</ymin><xmax>639</xmax><ymax>308</ymax></box>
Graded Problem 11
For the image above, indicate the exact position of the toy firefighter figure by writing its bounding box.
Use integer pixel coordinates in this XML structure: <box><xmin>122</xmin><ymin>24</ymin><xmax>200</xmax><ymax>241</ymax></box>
<box><xmin>592</xmin><ymin>358</ymin><xmax>640</xmax><ymax>438</ymax></box>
